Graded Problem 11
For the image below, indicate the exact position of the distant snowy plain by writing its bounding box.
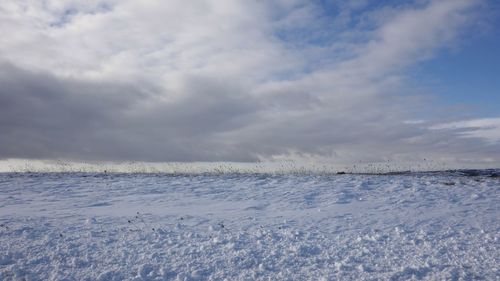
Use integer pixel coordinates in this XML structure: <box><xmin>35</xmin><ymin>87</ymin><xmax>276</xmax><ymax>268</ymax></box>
<box><xmin>0</xmin><ymin>171</ymin><xmax>498</xmax><ymax>280</ymax></box>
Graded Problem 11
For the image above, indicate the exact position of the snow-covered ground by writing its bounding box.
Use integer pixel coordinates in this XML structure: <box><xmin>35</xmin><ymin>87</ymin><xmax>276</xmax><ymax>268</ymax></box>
<box><xmin>0</xmin><ymin>171</ymin><xmax>498</xmax><ymax>280</ymax></box>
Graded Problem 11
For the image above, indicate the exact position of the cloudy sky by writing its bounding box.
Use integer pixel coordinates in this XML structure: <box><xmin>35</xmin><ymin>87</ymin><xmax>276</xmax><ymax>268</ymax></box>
<box><xmin>1</xmin><ymin>0</ymin><xmax>499</xmax><ymax>167</ymax></box>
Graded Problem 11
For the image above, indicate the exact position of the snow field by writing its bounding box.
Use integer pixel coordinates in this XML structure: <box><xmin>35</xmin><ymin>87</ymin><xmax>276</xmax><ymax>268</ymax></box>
<box><xmin>0</xmin><ymin>172</ymin><xmax>498</xmax><ymax>280</ymax></box>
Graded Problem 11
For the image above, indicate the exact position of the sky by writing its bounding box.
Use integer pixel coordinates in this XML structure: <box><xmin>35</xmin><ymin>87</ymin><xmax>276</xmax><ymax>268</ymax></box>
<box><xmin>0</xmin><ymin>0</ymin><xmax>499</xmax><ymax>168</ymax></box>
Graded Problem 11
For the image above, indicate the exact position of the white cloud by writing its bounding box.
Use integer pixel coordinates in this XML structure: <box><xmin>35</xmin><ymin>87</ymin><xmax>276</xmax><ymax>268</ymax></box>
<box><xmin>403</xmin><ymin>120</ymin><xmax>426</xmax><ymax>125</ymax></box>
<box><xmin>431</xmin><ymin>118</ymin><xmax>500</xmax><ymax>143</ymax></box>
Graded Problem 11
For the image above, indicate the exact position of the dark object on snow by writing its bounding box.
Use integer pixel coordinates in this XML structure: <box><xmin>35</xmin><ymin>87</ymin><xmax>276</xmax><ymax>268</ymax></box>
<box><xmin>443</xmin><ymin>182</ymin><xmax>455</xmax><ymax>186</ymax></box>
<box><xmin>337</xmin><ymin>171</ymin><xmax>346</xmax><ymax>175</ymax></box>
<box><xmin>456</xmin><ymin>169</ymin><xmax>500</xmax><ymax>177</ymax></box>
<box><xmin>460</xmin><ymin>170</ymin><xmax>481</xmax><ymax>177</ymax></box>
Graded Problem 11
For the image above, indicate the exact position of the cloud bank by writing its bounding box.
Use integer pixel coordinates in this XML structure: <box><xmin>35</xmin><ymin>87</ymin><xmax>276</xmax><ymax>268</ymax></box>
<box><xmin>0</xmin><ymin>0</ymin><xmax>499</xmax><ymax>167</ymax></box>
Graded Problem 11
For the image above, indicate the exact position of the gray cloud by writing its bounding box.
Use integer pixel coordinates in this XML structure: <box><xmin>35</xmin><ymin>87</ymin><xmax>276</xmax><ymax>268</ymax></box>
<box><xmin>0</xmin><ymin>0</ymin><xmax>498</xmax><ymax>167</ymax></box>
<box><xmin>0</xmin><ymin>63</ymin><xmax>263</xmax><ymax>161</ymax></box>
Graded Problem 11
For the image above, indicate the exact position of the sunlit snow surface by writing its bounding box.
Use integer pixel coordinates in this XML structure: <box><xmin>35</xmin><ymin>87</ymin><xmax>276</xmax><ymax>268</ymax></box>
<box><xmin>0</xmin><ymin>171</ymin><xmax>499</xmax><ymax>280</ymax></box>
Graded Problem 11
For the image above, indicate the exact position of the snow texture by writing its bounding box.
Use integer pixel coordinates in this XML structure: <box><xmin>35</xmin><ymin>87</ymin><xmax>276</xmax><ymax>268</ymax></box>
<box><xmin>0</xmin><ymin>171</ymin><xmax>499</xmax><ymax>280</ymax></box>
